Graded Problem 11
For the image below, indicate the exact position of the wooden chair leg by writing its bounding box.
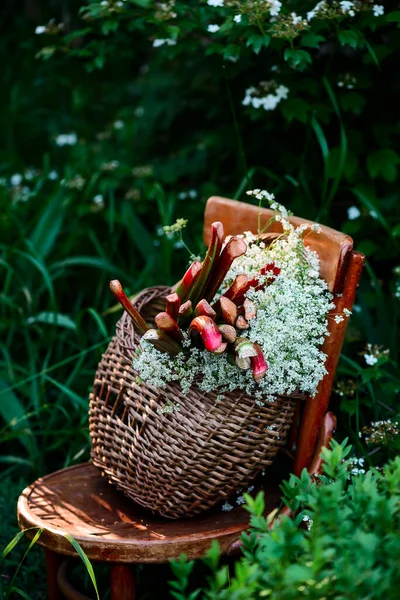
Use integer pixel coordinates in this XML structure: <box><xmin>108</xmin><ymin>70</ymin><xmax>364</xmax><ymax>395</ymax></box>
<box><xmin>44</xmin><ymin>549</ymin><xmax>65</xmax><ymax>600</ymax></box>
<box><xmin>110</xmin><ymin>564</ymin><xmax>136</xmax><ymax>600</ymax></box>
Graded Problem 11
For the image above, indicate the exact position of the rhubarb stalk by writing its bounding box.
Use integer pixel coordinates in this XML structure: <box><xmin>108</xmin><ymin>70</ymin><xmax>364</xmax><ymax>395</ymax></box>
<box><xmin>165</xmin><ymin>293</ymin><xmax>181</xmax><ymax>321</ymax></box>
<box><xmin>175</xmin><ymin>261</ymin><xmax>202</xmax><ymax>302</ymax></box>
<box><xmin>189</xmin><ymin>316</ymin><xmax>222</xmax><ymax>352</ymax></box>
<box><xmin>251</xmin><ymin>343</ymin><xmax>268</xmax><ymax>382</ymax></box>
<box><xmin>110</xmin><ymin>280</ymin><xmax>149</xmax><ymax>335</ymax></box>
<box><xmin>188</xmin><ymin>222</ymin><xmax>224</xmax><ymax>307</ymax></box>
<box><xmin>203</xmin><ymin>236</ymin><xmax>247</xmax><ymax>303</ymax></box>
<box><xmin>155</xmin><ymin>312</ymin><xmax>184</xmax><ymax>342</ymax></box>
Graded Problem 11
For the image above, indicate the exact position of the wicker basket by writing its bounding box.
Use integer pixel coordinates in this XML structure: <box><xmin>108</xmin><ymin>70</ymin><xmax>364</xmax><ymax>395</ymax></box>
<box><xmin>89</xmin><ymin>286</ymin><xmax>299</xmax><ymax>519</ymax></box>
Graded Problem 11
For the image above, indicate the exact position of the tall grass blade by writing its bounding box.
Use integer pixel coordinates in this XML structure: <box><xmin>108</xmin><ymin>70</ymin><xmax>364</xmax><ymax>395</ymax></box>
<box><xmin>4</xmin><ymin>529</ymin><xmax>43</xmax><ymax>600</ymax></box>
<box><xmin>64</xmin><ymin>534</ymin><xmax>100</xmax><ymax>600</ymax></box>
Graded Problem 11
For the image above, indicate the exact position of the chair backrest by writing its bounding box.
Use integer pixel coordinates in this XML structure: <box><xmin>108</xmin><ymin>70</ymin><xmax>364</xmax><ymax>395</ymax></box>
<box><xmin>204</xmin><ymin>196</ymin><xmax>353</xmax><ymax>294</ymax></box>
<box><xmin>203</xmin><ymin>196</ymin><xmax>365</xmax><ymax>475</ymax></box>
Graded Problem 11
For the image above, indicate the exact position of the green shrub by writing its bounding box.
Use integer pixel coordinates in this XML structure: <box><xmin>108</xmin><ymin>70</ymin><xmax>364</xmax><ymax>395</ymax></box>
<box><xmin>170</xmin><ymin>442</ymin><xmax>400</xmax><ymax>600</ymax></box>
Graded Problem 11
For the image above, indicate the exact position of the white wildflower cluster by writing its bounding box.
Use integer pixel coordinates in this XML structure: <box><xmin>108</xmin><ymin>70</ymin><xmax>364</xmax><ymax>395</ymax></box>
<box><xmin>362</xmin><ymin>343</ymin><xmax>389</xmax><ymax>366</ymax></box>
<box><xmin>266</xmin><ymin>1</ymin><xmax>282</xmax><ymax>17</ymax></box>
<box><xmin>153</xmin><ymin>38</ymin><xmax>176</xmax><ymax>47</ymax></box>
<box><xmin>178</xmin><ymin>190</ymin><xmax>197</xmax><ymax>200</ymax></box>
<box><xmin>361</xmin><ymin>419</ymin><xmax>399</xmax><ymax>446</ymax></box>
<box><xmin>338</xmin><ymin>74</ymin><xmax>357</xmax><ymax>89</ymax></box>
<box><xmin>55</xmin><ymin>133</ymin><xmax>77</xmax><ymax>147</ymax></box>
<box><xmin>339</xmin><ymin>1</ymin><xmax>355</xmax><ymax>17</ymax></box>
<box><xmin>347</xmin><ymin>206</ymin><xmax>361</xmax><ymax>220</ymax></box>
<box><xmin>347</xmin><ymin>457</ymin><xmax>365</xmax><ymax>479</ymax></box>
<box><xmin>372</xmin><ymin>5</ymin><xmax>384</xmax><ymax>17</ymax></box>
<box><xmin>307</xmin><ymin>1</ymin><xmax>382</xmax><ymax>21</ymax></box>
<box><xmin>243</xmin><ymin>82</ymin><xmax>289</xmax><ymax>111</ymax></box>
<box><xmin>208</xmin><ymin>0</ymin><xmax>224</xmax><ymax>6</ymax></box>
<box><xmin>302</xmin><ymin>514</ymin><xmax>313</xmax><ymax>530</ymax></box>
<box><xmin>134</xmin><ymin>192</ymin><xmax>337</xmax><ymax>402</ymax></box>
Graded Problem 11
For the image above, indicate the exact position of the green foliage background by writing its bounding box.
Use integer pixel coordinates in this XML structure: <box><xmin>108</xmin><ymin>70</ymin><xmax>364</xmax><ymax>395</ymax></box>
<box><xmin>1</xmin><ymin>0</ymin><xmax>400</xmax><ymax>597</ymax></box>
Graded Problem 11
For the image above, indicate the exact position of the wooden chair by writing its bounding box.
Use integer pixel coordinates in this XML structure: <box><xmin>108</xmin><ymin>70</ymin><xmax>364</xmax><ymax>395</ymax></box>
<box><xmin>17</xmin><ymin>197</ymin><xmax>365</xmax><ymax>600</ymax></box>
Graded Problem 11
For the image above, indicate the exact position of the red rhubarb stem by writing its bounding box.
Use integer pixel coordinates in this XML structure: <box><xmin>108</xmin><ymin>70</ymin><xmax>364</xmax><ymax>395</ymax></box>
<box><xmin>175</xmin><ymin>261</ymin><xmax>202</xmax><ymax>302</ymax></box>
<box><xmin>189</xmin><ymin>316</ymin><xmax>222</xmax><ymax>352</ymax></box>
<box><xmin>165</xmin><ymin>293</ymin><xmax>181</xmax><ymax>321</ymax></box>
<box><xmin>251</xmin><ymin>343</ymin><xmax>268</xmax><ymax>382</ymax></box>
<box><xmin>155</xmin><ymin>312</ymin><xmax>184</xmax><ymax>343</ymax></box>
<box><xmin>188</xmin><ymin>222</ymin><xmax>224</xmax><ymax>307</ymax></box>
<box><xmin>110</xmin><ymin>280</ymin><xmax>149</xmax><ymax>335</ymax></box>
<box><xmin>203</xmin><ymin>236</ymin><xmax>247</xmax><ymax>303</ymax></box>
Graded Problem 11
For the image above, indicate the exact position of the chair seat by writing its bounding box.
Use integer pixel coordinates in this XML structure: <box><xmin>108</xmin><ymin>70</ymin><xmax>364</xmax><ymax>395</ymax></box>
<box><xmin>17</xmin><ymin>463</ymin><xmax>283</xmax><ymax>563</ymax></box>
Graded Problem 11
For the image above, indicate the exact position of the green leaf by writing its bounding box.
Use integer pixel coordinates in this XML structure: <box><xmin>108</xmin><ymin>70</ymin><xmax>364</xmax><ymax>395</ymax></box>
<box><xmin>284</xmin><ymin>49</ymin><xmax>312</xmax><ymax>70</ymax></box>
<box><xmin>301</xmin><ymin>32</ymin><xmax>325</xmax><ymax>48</ymax></box>
<box><xmin>385</xmin><ymin>10</ymin><xmax>400</xmax><ymax>23</ymax></box>
<box><xmin>367</xmin><ymin>149</ymin><xmax>400</xmax><ymax>182</ymax></box>
<box><xmin>338</xmin><ymin>30</ymin><xmax>362</xmax><ymax>49</ymax></box>
<box><xmin>246</xmin><ymin>34</ymin><xmax>270</xmax><ymax>55</ymax></box>
<box><xmin>4</xmin><ymin>529</ymin><xmax>43</xmax><ymax>600</ymax></box>
<box><xmin>0</xmin><ymin>378</ymin><xmax>33</xmax><ymax>454</ymax></box>
<box><xmin>283</xmin><ymin>564</ymin><xmax>313</xmax><ymax>585</ymax></box>
<box><xmin>101</xmin><ymin>20</ymin><xmax>119</xmax><ymax>35</ymax></box>
<box><xmin>340</xmin><ymin>92</ymin><xmax>365</xmax><ymax>115</ymax></box>
<box><xmin>63</xmin><ymin>534</ymin><xmax>100</xmax><ymax>600</ymax></box>
<box><xmin>26</xmin><ymin>312</ymin><xmax>77</xmax><ymax>331</ymax></box>
<box><xmin>281</xmin><ymin>98</ymin><xmax>310</xmax><ymax>123</ymax></box>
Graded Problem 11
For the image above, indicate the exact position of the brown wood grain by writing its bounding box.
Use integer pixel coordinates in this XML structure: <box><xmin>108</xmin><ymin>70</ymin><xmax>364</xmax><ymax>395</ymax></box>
<box><xmin>18</xmin><ymin>463</ymin><xmax>282</xmax><ymax>563</ymax></box>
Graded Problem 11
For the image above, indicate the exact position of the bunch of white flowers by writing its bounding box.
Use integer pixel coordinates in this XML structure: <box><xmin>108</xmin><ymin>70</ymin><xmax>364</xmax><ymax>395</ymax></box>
<box><xmin>243</xmin><ymin>83</ymin><xmax>289</xmax><ymax>111</ymax></box>
<box><xmin>133</xmin><ymin>192</ymin><xmax>339</xmax><ymax>403</ymax></box>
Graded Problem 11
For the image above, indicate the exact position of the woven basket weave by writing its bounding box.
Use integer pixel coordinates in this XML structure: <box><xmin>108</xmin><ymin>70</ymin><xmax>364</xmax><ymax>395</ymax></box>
<box><xmin>89</xmin><ymin>286</ymin><xmax>299</xmax><ymax>519</ymax></box>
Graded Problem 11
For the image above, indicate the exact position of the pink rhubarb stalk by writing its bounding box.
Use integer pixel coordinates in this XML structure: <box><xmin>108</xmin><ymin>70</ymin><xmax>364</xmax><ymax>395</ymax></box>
<box><xmin>188</xmin><ymin>222</ymin><xmax>224</xmax><ymax>307</ymax></box>
<box><xmin>218</xmin><ymin>324</ymin><xmax>237</xmax><ymax>343</ymax></box>
<box><xmin>155</xmin><ymin>312</ymin><xmax>184</xmax><ymax>343</ymax></box>
<box><xmin>165</xmin><ymin>293</ymin><xmax>181</xmax><ymax>321</ymax></box>
<box><xmin>189</xmin><ymin>316</ymin><xmax>222</xmax><ymax>352</ymax></box>
<box><xmin>110</xmin><ymin>280</ymin><xmax>149</xmax><ymax>336</ymax></box>
<box><xmin>251</xmin><ymin>343</ymin><xmax>268</xmax><ymax>382</ymax></box>
<box><xmin>218</xmin><ymin>296</ymin><xmax>238</xmax><ymax>326</ymax></box>
<box><xmin>203</xmin><ymin>236</ymin><xmax>247</xmax><ymax>303</ymax></box>
<box><xmin>221</xmin><ymin>274</ymin><xmax>249</xmax><ymax>305</ymax></box>
<box><xmin>194</xmin><ymin>299</ymin><xmax>217</xmax><ymax>320</ymax></box>
<box><xmin>175</xmin><ymin>261</ymin><xmax>202</xmax><ymax>302</ymax></box>
<box><xmin>178</xmin><ymin>299</ymin><xmax>193</xmax><ymax>318</ymax></box>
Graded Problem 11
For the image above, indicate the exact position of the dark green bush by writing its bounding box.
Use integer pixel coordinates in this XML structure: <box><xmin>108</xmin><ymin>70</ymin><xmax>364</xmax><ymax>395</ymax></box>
<box><xmin>170</xmin><ymin>442</ymin><xmax>400</xmax><ymax>600</ymax></box>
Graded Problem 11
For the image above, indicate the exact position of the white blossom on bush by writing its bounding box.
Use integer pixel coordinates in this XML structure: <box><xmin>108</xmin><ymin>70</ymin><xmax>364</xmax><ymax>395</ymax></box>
<box><xmin>10</xmin><ymin>173</ymin><xmax>23</xmax><ymax>187</ymax></box>
<box><xmin>153</xmin><ymin>38</ymin><xmax>176</xmax><ymax>47</ymax></box>
<box><xmin>208</xmin><ymin>0</ymin><xmax>224</xmax><ymax>6</ymax></box>
<box><xmin>35</xmin><ymin>25</ymin><xmax>46</xmax><ymax>34</ymax></box>
<box><xmin>55</xmin><ymin>133</ymin><xmax>77</xmax><ymax>146</ymax></box>
<box><xmin>364</xmin><ymin>354</ymin><xmax>378</xmax><ymax>366</ymax></box>
<box><xmin>243</xmin><ymin>83</ymin><xmax>289</xmax><ymax>111</ymax></box>
<box><xmin>340</xmin><ymin>1</ymin><xmax>355</xmax><ymax>17</ymax></box>
<box><xmin>234</xmin><ymin>14</ymin><xmax>242</xmax><ymax>23</ymax></box>
<box><xmin>267</xmin><ymin>1</ymin><xmax>282</xmax><ymax>17</ymax></box>
<box><xmin>207</xmin><ymin>24</ymin><xmax>220</xmax><ymax>33</ymax></box>
<box><xmin>347</xmin><ymin>206</ymin><xmax>360</xmax><ymax>220</ymax></box>
<box><xmin>372</xmin><ymin>5</ymin><xmax>384</xmax><ymax>17</ymax></box>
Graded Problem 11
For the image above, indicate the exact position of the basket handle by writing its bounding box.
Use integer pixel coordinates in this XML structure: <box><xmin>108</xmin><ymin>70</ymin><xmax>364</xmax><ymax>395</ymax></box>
<box><xmin>226</xmin><ymin>411</ymin><xmax>337</xmax><ymax>557</ymax></box>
